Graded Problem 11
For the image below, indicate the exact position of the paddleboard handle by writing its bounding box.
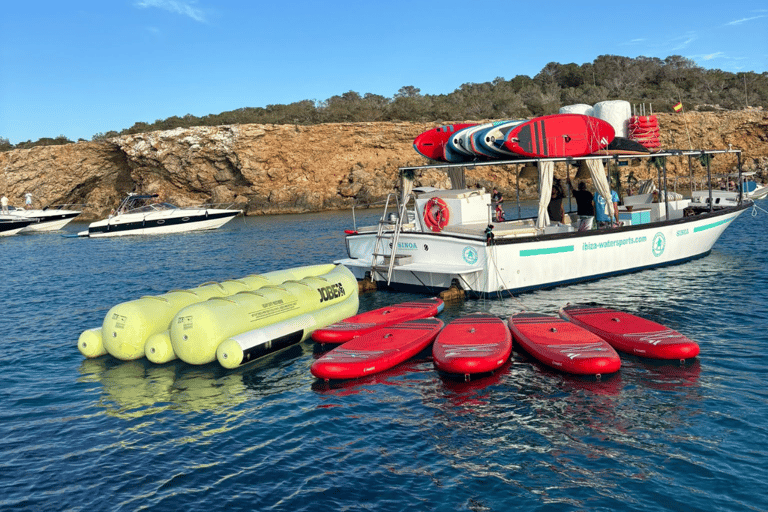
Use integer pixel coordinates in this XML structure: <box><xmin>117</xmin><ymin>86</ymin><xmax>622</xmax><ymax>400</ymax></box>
<box><xmin>550</xmin><ymin>327</ymin><xmax>557</xmax><ymax>332</ymax></box>
<box><xmin>612</xmin><ymin>318</ymin><xmax>620</xmax><ymax>322</ymax></box>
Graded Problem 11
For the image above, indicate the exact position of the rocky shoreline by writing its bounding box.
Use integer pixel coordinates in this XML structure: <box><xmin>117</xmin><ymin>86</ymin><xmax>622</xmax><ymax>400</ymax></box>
<box><xmin>1</xmin><ymin>111</ymin><xmax>766</xmax><ymax>220</ymax></box>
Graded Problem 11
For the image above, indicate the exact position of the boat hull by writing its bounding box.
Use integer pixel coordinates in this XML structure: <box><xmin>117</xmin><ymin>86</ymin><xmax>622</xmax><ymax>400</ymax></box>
<box><xmin>338</xmin><ymin>205</ymin><xmax>749</xmax><ymax>296</ymax></box>
<box><xmin>16</xmin><ymin>210</ymin><xmax>81</xmax><ymax>232</ymax></box>
<box><xmin>82</xmin><ymin>209</ymin><xmax>239</xmax><ymax>237</ymax></box>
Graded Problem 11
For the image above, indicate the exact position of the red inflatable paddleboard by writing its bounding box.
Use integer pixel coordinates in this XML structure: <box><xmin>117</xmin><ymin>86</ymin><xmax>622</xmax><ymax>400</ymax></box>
<box><xmin>559</xmin><ymin>305</ymin><xmax>700</xmax><ymax>360</ymax></box>
<box><xmin>310</xmin><ymin>317</ymin><xmax>444</xmax><ymax>380</ymax></box>
<box><xmin>508</xmin><ymin>313</ymin><xmax>621</xmax><ymax>376</ymax></box>
<box><xmin>311</xmin><ymin>297</ymin><xmax>444</xmax><ymax>344</ymax></box>
<box><xmin>503</xmin><ymin>114</ymin><xmax>614</xmax><ymax>158</ymax></box>
<box><xmin>432</xmin><ymin>313</ymin><xmax>512</xmax><ymax>377</ymax></box>
<box><xmin>413</xmin><ymin>123</ymin><xmax>477</xmax><ymax>161</ymax></box>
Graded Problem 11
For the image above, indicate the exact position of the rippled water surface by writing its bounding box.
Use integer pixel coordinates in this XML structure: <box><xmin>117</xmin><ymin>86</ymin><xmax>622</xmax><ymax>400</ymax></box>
<box><xmin>1</xmin><ymin>205</ymin><xmax>767</xmax><ymax>511</ymax></box>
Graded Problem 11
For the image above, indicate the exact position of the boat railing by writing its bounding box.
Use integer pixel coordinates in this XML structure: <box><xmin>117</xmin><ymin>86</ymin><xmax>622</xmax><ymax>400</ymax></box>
<box><xmin>351</xmin><ymin>197</ymin><xmax>403</xmax><ymax>232</ymax></box>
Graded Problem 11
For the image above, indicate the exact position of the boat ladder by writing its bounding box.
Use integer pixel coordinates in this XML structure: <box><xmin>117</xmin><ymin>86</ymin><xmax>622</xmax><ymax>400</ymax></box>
<box><xmin>369</xmin><ymin>193</ymin><xmax>414</xmax><ymax>285</ymax></box>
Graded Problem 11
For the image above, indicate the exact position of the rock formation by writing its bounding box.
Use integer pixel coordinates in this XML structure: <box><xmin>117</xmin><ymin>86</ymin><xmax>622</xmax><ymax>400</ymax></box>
<box><xmin>1</xmin><ymin>111</ymin><xmax>765</xmax><ymax>220</ymax></box>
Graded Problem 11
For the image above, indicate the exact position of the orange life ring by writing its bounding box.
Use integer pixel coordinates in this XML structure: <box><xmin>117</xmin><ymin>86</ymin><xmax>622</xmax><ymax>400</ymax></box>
<box><xmin>423</xmin><ymin>197</ymin><xmax>450</xmax><ymax>232</ymax></box>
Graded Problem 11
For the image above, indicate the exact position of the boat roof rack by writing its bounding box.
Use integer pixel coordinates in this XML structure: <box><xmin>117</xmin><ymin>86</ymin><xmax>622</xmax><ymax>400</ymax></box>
<box><xmin>399</xmin><ymin>148</ymin><xmax>742</xmax><ymax>172</ymax></box>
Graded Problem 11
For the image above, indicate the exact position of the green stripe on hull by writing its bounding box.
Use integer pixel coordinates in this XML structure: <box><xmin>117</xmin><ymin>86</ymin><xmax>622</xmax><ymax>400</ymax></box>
<box><xmin>693</xmin><ymin>218</ymin><xmax>732</xmax><ymax>232</ymax></box>
<box><xmin>520</xmin><ymin>245</ymin><xmax>574</xmax><ymax>257</ymax></box>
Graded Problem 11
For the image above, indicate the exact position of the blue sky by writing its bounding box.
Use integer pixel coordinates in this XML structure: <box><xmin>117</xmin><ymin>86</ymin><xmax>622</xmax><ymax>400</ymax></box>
<box><xmin>1</xmin><ymin>1</ymin><xmax>766</xmax><ymax>144</ymax></box>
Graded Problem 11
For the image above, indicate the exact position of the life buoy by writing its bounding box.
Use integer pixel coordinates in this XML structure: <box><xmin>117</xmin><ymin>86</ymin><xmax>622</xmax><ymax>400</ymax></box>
<box><xmin>423</xmin><ymin>197</ymin><xmax>450</xmax><ymax>232</ymax></box>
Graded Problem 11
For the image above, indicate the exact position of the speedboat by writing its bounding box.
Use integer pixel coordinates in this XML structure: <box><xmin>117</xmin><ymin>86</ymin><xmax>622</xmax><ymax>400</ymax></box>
<box><xmin>0</xmin><ymin>215</ymin><xmax>36</xmax><ymax>236</ymax></box>
<box><xmin>736</xmin><ymin>172</ymin><xmax>768</xmax><ymax>200</ymax></box>
<box><xmin>336</xmin><ymin>148</ymin><xmax>751</xmax><ymax>297</ymax></box>
<box><xmin>78</xmin><ymin>194</ymin><xmax>241</xmax><ymax>237</ymax></box>
<box><xmin>6</xmin><ymin>205</ymin><xmax>82</xmax><ymax>232</ymax></box>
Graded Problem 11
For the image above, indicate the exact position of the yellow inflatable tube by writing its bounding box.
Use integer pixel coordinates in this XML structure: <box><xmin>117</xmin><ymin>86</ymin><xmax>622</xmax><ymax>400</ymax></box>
<box><xmin>80</xmin><ymin>263</ymin><xmax>336</xmax><ymax>360</ymax></box>
<box><xmin>145</xmin><ymin>331</ymin><xmax>175</xmax><ymax>364</ymax></box>
<box><xmin>170</xmin><ymin>264</ymin><xmax>358</xmax><ymax>365</ymax></box>
<box><xmin>217</xmin><ymin>293</ymin><xmax>359</xmax><ymax>369</ymax></box>
<box><xmin>77</xmin><ymin>327</ymin><xmax>107</xmax><ymax>358</ymax></box>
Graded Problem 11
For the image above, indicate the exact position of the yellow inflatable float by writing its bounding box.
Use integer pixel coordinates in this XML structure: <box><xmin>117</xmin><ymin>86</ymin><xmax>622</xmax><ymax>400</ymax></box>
<box><xmin>78</xmin><ymin>263</ymin><xmax>338</xmax><ymax>361</ymax></box>
<box><xmin>170</xmin><ymin>264</ymin><xmax>358</xmax><ymax>365</ymax></box>
<box><xmin>217</xmin><ymin>293</ymin><xmax>359</xmax><ymax>369</ymax></box>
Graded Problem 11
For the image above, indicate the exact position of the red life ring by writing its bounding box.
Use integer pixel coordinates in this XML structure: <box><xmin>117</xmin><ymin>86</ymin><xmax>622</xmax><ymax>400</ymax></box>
<box><xmin>423</xmin><ymin>197</ymin><xmax>450</xmax><ymax>232</ymax></box>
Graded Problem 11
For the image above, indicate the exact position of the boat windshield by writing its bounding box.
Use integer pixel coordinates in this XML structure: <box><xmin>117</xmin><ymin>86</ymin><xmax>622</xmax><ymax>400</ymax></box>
<box><xmin>115</xmin><ymin>194</ymin><xmax>177</xmax><ymax>214</ymax></box>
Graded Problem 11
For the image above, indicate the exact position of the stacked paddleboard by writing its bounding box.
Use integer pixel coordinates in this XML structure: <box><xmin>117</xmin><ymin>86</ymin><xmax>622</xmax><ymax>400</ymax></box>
<box><xmin>413</xmin><ymin>114</ymin><xmax>616</xmax><ymax>162</ymax></box>
<box><xmin>311</xmin><ymin>317</ymin><xmax>444</xmax><ymax>380</ymax></box>
<box><xmin>311</xmin><ymin>298</ymin><xmax>444</xmax><ymax>344</ymax></box>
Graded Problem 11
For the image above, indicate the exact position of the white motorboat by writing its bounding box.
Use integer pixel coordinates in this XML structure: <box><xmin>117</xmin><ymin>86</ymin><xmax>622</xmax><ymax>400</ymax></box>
<box><xmin>6</xmin><ymin>205</ymin><xmax>82</xmax><ymax>232</ymax></box>
<box><xmin>78</xmin><ymin>194</ymin><xmax>242</xmax><ymax>238</ymax></box>
<box><xmin>0</xmin><ymin>215</ymin><xmax>36</xmax><ymax>236</ymax></box>
<box><xmin>336</xmin><ymin>149</ymin><xmax>751</xmax><ymax>297</ymax></box>
<box><xmin>736</xmin><ymin>172</ymin><xmax>768</xmax><ymax>200</ymax></box>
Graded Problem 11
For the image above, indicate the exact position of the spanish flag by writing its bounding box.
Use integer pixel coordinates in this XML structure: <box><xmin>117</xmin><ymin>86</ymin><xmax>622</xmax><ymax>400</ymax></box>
<box><xmin>673</xmin><ymin>101</ymin><xmax>683</xmax><ymax>112</ymax></box>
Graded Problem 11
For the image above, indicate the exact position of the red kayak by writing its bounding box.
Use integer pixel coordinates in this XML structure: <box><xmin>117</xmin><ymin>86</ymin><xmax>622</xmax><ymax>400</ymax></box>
<box><xmin>311</xmin><ymin>297</ymin><xmax>444</xmax><ymax>344</ymax></box>
<box><xmin>413</xmin><ymin>123</ymin><xmax>477</xmax><ymax>161</ymax></box>
<box><xmin>508</xmin><ymin>313</ymin><xmax>621</xmax><ymax>376</ymax></box>
<box><xmin>432</xmin><ymin>313</ymin><xmax>512</xmax><ymax>378</ymax></box>
<box><xmin>559</xmin><ymin>305</ymin><xmax>700</xmax><ymax>360</ymax></box>
<box><xmin>310</xmin><ymin>317</ymin><xmax>444</xmax><ymax>380</ymax></box>
<box><xmin>503</xmin><ymin>114</ymin><xmax>614</xmax><ymax>158</ymax></box>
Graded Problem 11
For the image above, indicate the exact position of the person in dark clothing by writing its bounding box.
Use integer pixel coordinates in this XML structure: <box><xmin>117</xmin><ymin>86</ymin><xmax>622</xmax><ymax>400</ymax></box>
<box><xmin>547</xmin><ymin>180</ymin><xmax>565</xmax><ymax>223</ymax></box>
<box><xmin>492</xmin><ymin>187</ymin><xmax>503</xmax><ymax>207</ymax></box>
<box><xmin>571</xmin><ymin>181</ymin><xmax>595</xmax><ymax>217</ymax></box>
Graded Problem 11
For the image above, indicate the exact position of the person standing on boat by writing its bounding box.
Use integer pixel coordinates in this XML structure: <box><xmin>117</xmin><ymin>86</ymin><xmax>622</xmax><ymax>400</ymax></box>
<box><xmin>1</xmin><ymin>195</ymin><xmax>8</xmax><ymax>214</ymax></box>
<box><xmin>548</xmin><ymin>180</ymin><xmax>565</xmax><ymax>224</ymax></box>
<box><xmin>492</xmin><ymin>187</ymin><xmax>503</xmax><ymax>208</ymax></box>
<box><xmin>568</xmin><ymin>179</ymin><xmax>595</xmax><ymax>229</ymax></box>
<box><xmin>24</xmin><ymin>192</ymin><xmax>32</xmax><ymax>208</ymax></box>
<box><xmin>594</xmin><ymin>188</ymin><xmax>620</xmax><ymax>228</ymax></box>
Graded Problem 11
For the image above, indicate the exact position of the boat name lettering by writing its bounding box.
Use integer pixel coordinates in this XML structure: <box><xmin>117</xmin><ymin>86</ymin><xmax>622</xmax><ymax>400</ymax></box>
<box><xmin>396</xmin><ymin>242</ymin><xmax>418</xmax><ymax>250</ymax></box>
<box><xmin>676</xmin><ymin>228</ymin><xmax>689</xmax><ymax>236</ymax></box>
<box><xmin>318</xmin><ymin>282</ymin><xmax>345</xmax><ymax>303</ymax></box>
<box><xmin>262</xmin><ymin>299</ymin><xmax>285</xmax><ymax>309</ymax></box>
<box><xmin>582</xmin><ymin>236</ymin><xmax>647</xmax><ymax>251</ymax></box>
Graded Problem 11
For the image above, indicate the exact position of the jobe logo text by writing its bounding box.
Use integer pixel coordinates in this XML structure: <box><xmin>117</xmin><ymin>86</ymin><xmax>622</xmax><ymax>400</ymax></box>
<box><xmin>318</xmin><ymin>282</ymin><xmax>345</xmax><ymax>302</ymax></box>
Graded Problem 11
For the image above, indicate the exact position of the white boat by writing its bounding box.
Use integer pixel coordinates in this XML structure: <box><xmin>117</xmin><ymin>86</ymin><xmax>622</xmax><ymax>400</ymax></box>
<box><xmin>78</xmin><ymin>193</ymin><xmax>241</xmax><ymax>238</ymax></box>
<box><xmin>0</xmin><ymin>215</ymin><xmax>36</xmax><ymax>236</ymax></box>
<box><xmin>736</xmin><ymin>172</ymin><xmax>768</xmax><ymax>200</ymax></box>
<box><xmin>336</xmin><ymin>149</ymin><xmax>751</xmax><ymax>297</ymax></box>
<box><xmin>6</xmin><ymin>205</ymin><xmax>82</xmax><ymax>232</ymax></box>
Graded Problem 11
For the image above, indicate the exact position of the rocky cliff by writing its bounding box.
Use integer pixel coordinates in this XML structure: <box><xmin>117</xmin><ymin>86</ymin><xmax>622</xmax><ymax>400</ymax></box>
<box><xmin>1</xmin><ymin>111</ymin><xmax>766</xmax><ymax>220</ymax></box>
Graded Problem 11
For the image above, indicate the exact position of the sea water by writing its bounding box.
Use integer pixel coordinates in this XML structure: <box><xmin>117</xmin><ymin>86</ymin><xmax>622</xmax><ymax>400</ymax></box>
<box><xmin>1</xmin><ymin>204</ymin><xmax>766</xmax><ymax>511</ymax></box>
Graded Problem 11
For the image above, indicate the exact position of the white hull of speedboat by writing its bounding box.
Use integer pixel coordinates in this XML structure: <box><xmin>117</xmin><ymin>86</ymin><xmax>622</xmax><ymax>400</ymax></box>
<box><xmin>79</xmin><ymin>209</ymin><xmax>240</xmax><ymax>238</ymax></box>
<box><xmin>0</xmin><ymin>216</ymin><xmax>35</xmax><ymax>236</ymax></box>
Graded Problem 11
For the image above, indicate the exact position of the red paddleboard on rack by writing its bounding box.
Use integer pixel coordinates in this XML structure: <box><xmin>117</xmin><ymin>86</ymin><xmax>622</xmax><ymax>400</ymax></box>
<box><xmin>432</xmin><ymin>313</ymin><xmax>512</xmax><ymax>378</ymax></box>
<box><xmin>310</xmin><ymin>317</ymin><xmax>444</xmax><ymax>380</ymax></box>
<box><xmin>508</xmin><ymin>313</ymin><xmax>621</xmax><ymax>376</ymax></box>
<box><xmin>503</xmin><ymin>114</ymin><xmax>614</xmax><ymax>158</ymax></box>
<box><xmin>413</xmin><ymin>123</ymin><xmax>477</xmax><ymax>161</ymax></box>
<box><xmin>559</xmin><ymin>305</ymin><xmax>700</xmax><ymax>360</ymax></box>
<box><xmin>311</xmin><ymin>297</ymin><xmax>444</xmax><ymax>344</ymax></box>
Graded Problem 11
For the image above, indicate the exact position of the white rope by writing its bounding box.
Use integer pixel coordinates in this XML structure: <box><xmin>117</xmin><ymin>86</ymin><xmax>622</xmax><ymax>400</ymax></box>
<box><xmin>751</xmin><ymin>202</ymin><xmax>768</xmax><ymax>216</ymax></box>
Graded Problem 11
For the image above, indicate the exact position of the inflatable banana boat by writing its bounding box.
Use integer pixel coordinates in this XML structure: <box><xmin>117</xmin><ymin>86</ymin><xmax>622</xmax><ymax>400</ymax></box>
<box><xmin>170</xmin><ymin>264</ymin><xmax>358</xmax><ymax>365</ymax></box>
<box><xmin>78</xmin><ymin>263</ymin><xmax>340</xmax><ymax>361</ymax></box>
